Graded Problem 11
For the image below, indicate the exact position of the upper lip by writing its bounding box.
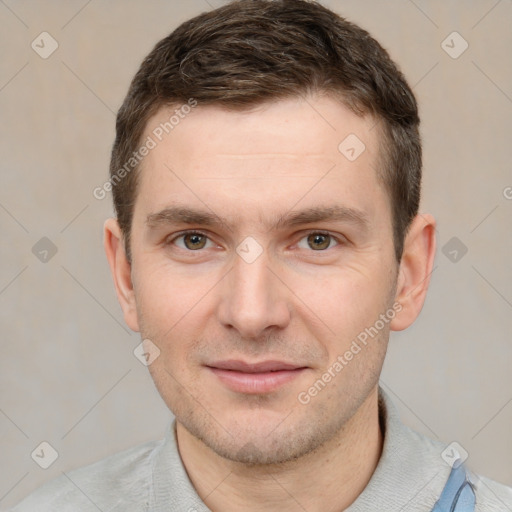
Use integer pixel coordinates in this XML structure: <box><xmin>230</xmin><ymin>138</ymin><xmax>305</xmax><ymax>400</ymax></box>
<box><xmin>207</xmin><ymin>360</ymin><xmax>306</xmax><ymax>373</ymax></box>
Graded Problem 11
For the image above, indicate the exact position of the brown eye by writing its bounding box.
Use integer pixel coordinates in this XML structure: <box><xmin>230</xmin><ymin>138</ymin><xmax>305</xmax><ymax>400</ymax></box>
<box><xmin>183</xmin><ymin>233</ymin><xmax>208</xmax><ymax>250</ymax></box>
<box><xmin>306</xmin><ymin>233</ymin><xmax>332</xmax><ymax>250</ymax></box>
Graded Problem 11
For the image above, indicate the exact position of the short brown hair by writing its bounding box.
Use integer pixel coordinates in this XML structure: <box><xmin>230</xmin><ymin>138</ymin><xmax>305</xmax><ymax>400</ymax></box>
<box><xmin>110</xmin><ymin>0</ymin><xmax>421</xmax><ymax>262</ymax></box>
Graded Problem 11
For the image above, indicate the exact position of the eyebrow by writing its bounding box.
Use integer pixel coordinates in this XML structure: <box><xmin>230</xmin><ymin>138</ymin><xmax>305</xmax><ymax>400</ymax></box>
<box><xmin>145</xmin><ymin>205</ymin><xmax>369</xmax><ymax>232</ymax></box>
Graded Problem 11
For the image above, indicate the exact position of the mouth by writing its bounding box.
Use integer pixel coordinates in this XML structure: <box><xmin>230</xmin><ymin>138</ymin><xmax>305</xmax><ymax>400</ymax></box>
<box><xmin>206</xmin><ymin>360</ymin><xmax>308</xmax><ymax>394</ymax></box>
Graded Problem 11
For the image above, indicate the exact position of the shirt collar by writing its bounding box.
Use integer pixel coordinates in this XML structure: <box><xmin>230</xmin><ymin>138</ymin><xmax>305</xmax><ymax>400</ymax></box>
<box><xmin>149</xmin><ymin>386</ymin><xmax>451</xmax><ymax>511</ymax></box>
<box><xmin>346</xmin><ymin>386</ymin><xmax>451</xmax><ymax>511</ymax></box>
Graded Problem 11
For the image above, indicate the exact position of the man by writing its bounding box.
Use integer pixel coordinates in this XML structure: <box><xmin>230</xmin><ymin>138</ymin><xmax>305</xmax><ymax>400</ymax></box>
<box><xmin>11</xmin><ymin>0</ymin><xmax>512</xmax><ymax>510</ymax></box>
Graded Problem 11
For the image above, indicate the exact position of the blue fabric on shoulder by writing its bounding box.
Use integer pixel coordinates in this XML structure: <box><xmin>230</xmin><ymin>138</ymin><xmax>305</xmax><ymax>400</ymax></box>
<box><xmin>431</xmin><ymin>460</ymin><xmax>476</xmax><ymax>512</ymax></box>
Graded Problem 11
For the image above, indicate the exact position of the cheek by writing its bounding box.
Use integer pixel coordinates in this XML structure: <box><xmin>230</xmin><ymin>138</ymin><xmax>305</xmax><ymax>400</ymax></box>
<box><xmin>133</xmin><ymin>260</ymin><xmax>220</xmax><ymax>370</ymax></box>
<box><xmin>134</xmin><ymin>258</ymin><xmax>210</xmax><ymax>327</ymax></box>
<box><xmin>292</xmin><ymin>264</ymin><xmax>390</xmax><ymax>346</ymax></box>
<box><xmin>303</xmin><ymin>271</ymin><xmax>391</xmax><ymax>395</ymax></box>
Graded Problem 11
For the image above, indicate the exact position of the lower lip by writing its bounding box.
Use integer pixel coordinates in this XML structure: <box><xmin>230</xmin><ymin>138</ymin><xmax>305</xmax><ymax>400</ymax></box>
<box><xmin>208</xmin><ymin>368</ymin><xmax>306</xmax><ymax>394</ymax></box>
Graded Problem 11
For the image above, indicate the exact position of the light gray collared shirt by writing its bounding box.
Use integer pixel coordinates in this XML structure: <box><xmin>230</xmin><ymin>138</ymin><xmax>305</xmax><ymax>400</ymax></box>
<box><xmin>9</xmin><ymin>387</ymin><xmax>512</xmax><ymax>511</ymax></box>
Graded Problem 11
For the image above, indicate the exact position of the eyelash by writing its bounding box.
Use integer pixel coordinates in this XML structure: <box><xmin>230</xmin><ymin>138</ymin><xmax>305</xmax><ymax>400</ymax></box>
<box><xmin>166</xmin><ymin>230</ymin><xmax>344</xmax><ymax>252</ymax></box>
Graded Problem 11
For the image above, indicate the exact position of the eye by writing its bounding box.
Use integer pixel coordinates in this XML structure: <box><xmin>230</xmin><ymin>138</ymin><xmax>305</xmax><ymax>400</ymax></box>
<box><xmin>170</xmin><ymin>231</ymin><xmax>215</xmax><ymax>251</ymax></box>
<box><xmin>297</xmin><ymin>232</ymin><xmax>339</xmax><ymax>251</ymax></box>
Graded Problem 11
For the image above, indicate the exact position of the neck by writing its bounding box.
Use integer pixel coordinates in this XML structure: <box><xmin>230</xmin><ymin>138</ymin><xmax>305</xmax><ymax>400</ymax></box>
<box><xmin>177</xmin><ymin>386</ymin><xmax>383</xmax><ymax>512</ymax></box>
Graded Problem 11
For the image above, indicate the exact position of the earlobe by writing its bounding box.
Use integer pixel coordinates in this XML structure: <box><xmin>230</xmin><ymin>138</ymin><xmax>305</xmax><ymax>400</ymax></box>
<box><xmin>390</xmin><ymin>214</ymin><xmax>436</xmax><ymax>332</ymax></box>
<box><xmin>103</xmin><ymin>218</ymin><xmax>140</xmax><ymax>332</ymax></box>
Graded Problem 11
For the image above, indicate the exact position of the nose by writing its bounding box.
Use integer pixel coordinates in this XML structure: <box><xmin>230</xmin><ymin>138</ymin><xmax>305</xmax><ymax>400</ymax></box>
<box><xmin>216</xmin><ymin>244</ymin><xmax>291</xmax><ymax>339</ymax></box>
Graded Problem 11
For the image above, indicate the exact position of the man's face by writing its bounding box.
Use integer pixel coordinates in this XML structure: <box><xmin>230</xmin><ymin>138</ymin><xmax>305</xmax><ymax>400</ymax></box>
<box><xmin>128</xmin><ymin>95</ymin><xmax>398</xmax><ymax>464</ymax></box>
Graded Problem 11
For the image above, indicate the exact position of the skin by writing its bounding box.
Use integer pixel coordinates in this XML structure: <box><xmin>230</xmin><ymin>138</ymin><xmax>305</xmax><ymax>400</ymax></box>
<box><xmin>104</xmin><ymin>94</ymin><xmax>436</xmax><ymax>511</ymax></box>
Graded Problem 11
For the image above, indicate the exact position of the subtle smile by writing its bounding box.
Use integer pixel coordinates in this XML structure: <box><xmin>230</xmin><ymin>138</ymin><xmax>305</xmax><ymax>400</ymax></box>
<box><xmin>206</xmin><ymin>360</ymin><xmax>308</xmax><ymax>394</ymax></box>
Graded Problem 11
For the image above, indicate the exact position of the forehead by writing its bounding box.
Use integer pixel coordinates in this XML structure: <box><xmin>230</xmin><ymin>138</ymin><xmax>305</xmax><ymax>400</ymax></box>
<box><xmin>133</xmin><ymin>95</ymin><xmax>389</xmax><ymax>230</ymax></box>
<box><xmin>144</xmin><ymin>95</ymin><xmax>378</xmax><ymax>162</ymax></box>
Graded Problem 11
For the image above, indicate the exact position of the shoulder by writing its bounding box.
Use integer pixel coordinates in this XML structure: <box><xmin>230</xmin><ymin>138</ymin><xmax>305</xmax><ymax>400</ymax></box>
<box><xmin>472</xmin><ymin>473</ymin><xmax>512</xmax><ymax>511</ymax></box>
<box><xmin>403</xmin><ymin>427</ymin><xmax>512</xmax><ymax>510</ymax></box>
<box><xmin>375</xmin><ymin>388</ymin><xmax>512</xmax><ymax>511</ymax></box>
<box><xmin>9</xmin><ymin>439</ymin><xmax>162</xmax><ymax>512</ymax></box>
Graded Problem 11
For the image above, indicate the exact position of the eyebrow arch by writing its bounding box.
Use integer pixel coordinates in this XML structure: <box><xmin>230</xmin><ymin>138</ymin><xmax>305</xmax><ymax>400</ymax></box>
<box><xmin>145</xmin><ymin>205</ymin><xmax>369</xmax><ymax>232</ymax></box>
<box><xmin>272</xmin><ymin>205</ymin><xmax>369</xmax><ymax>231</ymax></box>
<box><xmin>146</xmin><ymin>207</ymin><xmax>227</xmax><ymax>230</ymax></box>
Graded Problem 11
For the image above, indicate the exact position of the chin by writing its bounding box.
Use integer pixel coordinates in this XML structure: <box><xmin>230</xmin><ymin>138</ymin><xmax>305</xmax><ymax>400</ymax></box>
<box><xmin>178</xmin><ymin>403</ymin><xmax>343</xmax><ymax>466</ymax></box>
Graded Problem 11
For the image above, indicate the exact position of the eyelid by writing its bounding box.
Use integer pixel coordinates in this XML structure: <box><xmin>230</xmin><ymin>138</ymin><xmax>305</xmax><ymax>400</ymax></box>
<box><xmin>166</xmin><ymin>229</ymin><xmax>215</xmax><ymax>248</ymax></box>
<box><xmin>294</xmin><ymin>230</ymin><xmax>345</xmax><ymax>249</ymax></box>
<box><xmin>167</xmin><ymin>229</ymin><xmax>210</xmax><ymax>240</ymax></box>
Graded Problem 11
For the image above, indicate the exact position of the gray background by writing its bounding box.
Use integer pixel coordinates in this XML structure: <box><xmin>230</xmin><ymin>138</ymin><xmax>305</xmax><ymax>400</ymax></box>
<box><xmin>1</xmin><ymin>0</ymin><xmax>511</xmax><ymax>508</ymax></box>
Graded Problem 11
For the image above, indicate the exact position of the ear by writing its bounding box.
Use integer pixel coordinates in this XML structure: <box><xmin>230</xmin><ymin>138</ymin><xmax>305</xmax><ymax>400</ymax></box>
<box><xmin>103</xmin><ymin>218</ymin><xmax>140</xmax><ymax>332</ymax></box>
<box><xmin>390</xmin><ymin>214</ymin><xmax>436</xmax><ymax>331</ymax></box>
